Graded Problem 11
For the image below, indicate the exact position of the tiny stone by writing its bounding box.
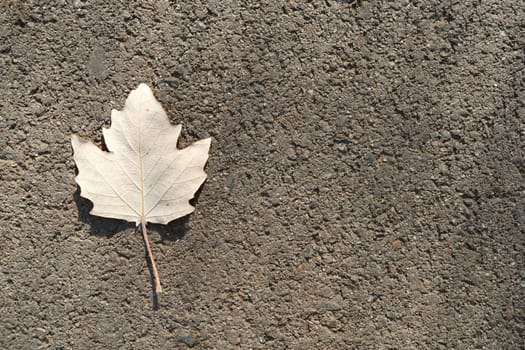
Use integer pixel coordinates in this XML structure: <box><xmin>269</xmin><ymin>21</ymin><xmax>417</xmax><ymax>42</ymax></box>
<box><xmin>225</xmin><ymin>329</ymin><xmax>241</xmax><ymax>345</ymax></box>
<box><xmin>319</xmin><ymin>120</ymin><xmax>331</xmax><ymax>132</ymax></box>
<box><xmin>36</xmin><ymin>141</ymin><xmax>50</xmax><ymax>155</ymax></box>
<box><xmin>30</xmin><ymin>102</ymin><xmax>46</xmax><ymax>116</ymax></box>
<box><xmin>438</xmin><ymin>163</ymin><xmax>449</xmax><ymax>174</ymax></box>
<box><xmin>16</xmin><ymin>130</ymin><xmax>26</xmax><ymax>141</ymax></box>
<box><xmin>364</xmin><ymin>153</ymin><xmax>376</xmax><ymax>164</ymax></box>
<box><xmin>177</xmin><ymin>330</ymin><xmax>196</xmax><ymax>347</ymax></box>
<box><xmin>304</xmin><ymin>246</ymin><xmax>313</xmax><ymax>259</ymax></box>
<box><xmin>196</xmin><ymin>20</ymin><xmax>207</xmax><ymax>30</ymax></box>
<box><xmin>440</xmin><ymin>130</ymin><xmax>451</xmax><ymax>140</ymax></box>
<box><xmin>450</xmin><ymin>129</ymin><xmax>462</xmax><ymax>138</ymax></box>
<box><xmin>41</xmin><ymin>96</ymin><xmax>54</xmax><ymax>106</ymax></box>
<box><xmin>286</xmin><ymin>147</ymin><xmax>297</xmax><ymax>160</ymax></box>
<box><xmin>336</xmin><ymin>143</ymin><xmax>347</xmax><ymax>152</ymax></box>
<box><xmin>321</xmin><ymin>296</ymin><xmax>343</xmax><ymax>311</ymax></box>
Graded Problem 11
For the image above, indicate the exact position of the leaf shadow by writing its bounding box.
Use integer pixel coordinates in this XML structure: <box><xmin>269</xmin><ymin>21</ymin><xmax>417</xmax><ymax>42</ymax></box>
<box><xmin>151</xmin><ymin>182</ymin><xmax>207</xmax><ymax>242</ymax></box>
<box><xmin>74</xmin><ymin>187</ymin><xmax>190</xmax><ymax>310</ymax></box>
<box><xmin>73</xmin><ymin>188</ymin><xmax>134</xmax><ymax>237</ymax></box>
<box><xmin>152</xmin><ymin>216</ymin><xmax>190</xmax><ymax>242</ymax></box>
<box><xmin>73</xmin><ymin>185</ymin><xmax>200</xmax><ymax>310</ymax></box>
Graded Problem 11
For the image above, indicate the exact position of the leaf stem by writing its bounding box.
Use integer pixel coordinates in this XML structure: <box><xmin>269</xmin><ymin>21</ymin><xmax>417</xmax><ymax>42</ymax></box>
<box><xmin>141</xmin><ymin>218</ymin><xmax>162</xmax><ymax>294</ymax></box>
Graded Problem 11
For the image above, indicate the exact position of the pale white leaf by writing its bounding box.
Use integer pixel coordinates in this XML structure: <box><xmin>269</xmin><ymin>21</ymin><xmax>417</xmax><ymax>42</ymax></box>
<box><xmin>71</xmin><ymin>83</ymin><xmax>211</xmax><ymax>226</ymax></box>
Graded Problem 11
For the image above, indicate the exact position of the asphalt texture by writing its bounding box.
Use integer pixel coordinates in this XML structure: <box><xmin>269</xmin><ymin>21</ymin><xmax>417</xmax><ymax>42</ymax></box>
<box><xmin>0</xmin><ymin>1</ymin><xmax>524</xmax><ymax>349</ymax></box>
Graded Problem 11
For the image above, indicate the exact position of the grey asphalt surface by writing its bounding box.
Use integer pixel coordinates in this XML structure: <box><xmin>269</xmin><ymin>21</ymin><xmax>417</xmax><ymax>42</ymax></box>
<box><xmin>1</xmin><ymin>1</ymin><xmax>524</xmax><ymax>349</ymax></box>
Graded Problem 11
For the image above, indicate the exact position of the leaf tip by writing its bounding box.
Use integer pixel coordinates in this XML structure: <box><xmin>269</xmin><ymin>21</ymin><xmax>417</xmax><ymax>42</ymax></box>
<box><xmin>135</xmin><ymin>83</ymin><xmax>153</xmax><ymax>96</ymax></box>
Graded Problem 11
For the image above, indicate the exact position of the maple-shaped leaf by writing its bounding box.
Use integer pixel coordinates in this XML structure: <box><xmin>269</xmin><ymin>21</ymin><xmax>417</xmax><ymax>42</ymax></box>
<box><xmin>71</xmin><ymin>83</ymin><xmax>211</xmax><ymax>294</ymax></box>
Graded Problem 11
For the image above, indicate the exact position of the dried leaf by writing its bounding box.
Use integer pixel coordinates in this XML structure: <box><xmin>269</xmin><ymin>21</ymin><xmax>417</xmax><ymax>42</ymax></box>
<box><xmin>71</xmin><ymin>83</ymin><xmax>211</xmax><ymax>294</ymax></box>
<box><xmin>72</xmin><ymin>83</ymin><xmax>210</xmax><ymax>225</ymax></box>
